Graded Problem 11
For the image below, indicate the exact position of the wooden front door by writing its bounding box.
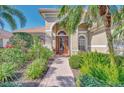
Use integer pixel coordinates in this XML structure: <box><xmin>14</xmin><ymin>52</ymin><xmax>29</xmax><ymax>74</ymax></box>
<box><xmin>56</xmin><ymin>36</ymin><xmax>68</xmax><ymax>55</ymax></box>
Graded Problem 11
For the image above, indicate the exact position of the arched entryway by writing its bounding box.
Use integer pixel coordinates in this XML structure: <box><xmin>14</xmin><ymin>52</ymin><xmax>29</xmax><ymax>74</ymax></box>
<box><xmin>56</xmin><ymin>31</ymin><xmax>69</xmax><ymax>55</ymax></box>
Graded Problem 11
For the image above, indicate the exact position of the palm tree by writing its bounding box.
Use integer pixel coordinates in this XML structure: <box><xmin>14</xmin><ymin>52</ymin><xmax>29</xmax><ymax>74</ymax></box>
<box><xmin>0</xmin><ymin>5</ymin><xmax>26</xmax><ymax>30</ymax></box>
<box><xmin>58</xmin><ymin>5</ymin><xmax>124</xmax><ymax>65</ymax></box>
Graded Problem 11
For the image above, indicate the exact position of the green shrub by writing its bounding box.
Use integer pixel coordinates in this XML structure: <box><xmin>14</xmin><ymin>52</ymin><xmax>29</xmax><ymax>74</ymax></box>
<box><xmin>90</xmin><ymin>64</ymin><xmax>119</xmax><ymax>85</ymax></box>
<box><xmin>26</xmin><ymin>47</ymin><xmax>53</xmax><ymax>61</ymax></box>
<box><xmin>40</xmin><ymin>47</ymin><xmax>53</xmax><ymax>60</ymax></box>
<box><xmin>116</xmin><ymin>55</ymin><xmax>124</xmax><ymax>66</ymax></box>
<box><xmin>25</xmin><ymin>58</ymin><xmax>48</xmax><ymax>79</ymax></box>
<box><xmin>0</xmin><ymin>63</ymin><xmax>17</xmax><ymax>82</ymax></box>
<box><xmin>76</xmin><ymin>74</ymin><xmax>108</xmax><ymax>87</ymax></box>
<box><xmin>0</xmin><ymin>82</ymin><xmax>22</xmax><ymax>87</ymax></box>
<box><xmin>0</xmin><ymin>48</ymin><xmax>25</xmax><ymax>65</ymax></box>
<box><xmin>76</xmin><ymin>74</ymin><xmax>124</xmax><ymax>87</ymax></box>
<box><xmin>80</xmin><ymin>52</ymin><xmax>110</xmax><ymax>65</ymax></box>
<box><xmin>118</xmin><ymin>66</ymin><xmax>124</xmax><ymax>84</ymax></box>
<box><xmin>69</xmin><ymin>55</ymin><xmax>82</xmax><ymax>69</ymax></box>
<box><xmin>77</xmin><ymin>52</ymin><xmax>124</xmax><ymax>86</ymax></box>
<box><xmin>9</xmin><ymin>32</ymin><xmax>33</xmax><ymax>50</ymax></box>
<box><xmin>26</xmin><ymin>35</ymin><xmax>53</xmax><ymax>61</ymax></box>
<box><xmin>25</xmin><ymin>48</ymin><xmax>36</xmax><ymax>61</ymax></box>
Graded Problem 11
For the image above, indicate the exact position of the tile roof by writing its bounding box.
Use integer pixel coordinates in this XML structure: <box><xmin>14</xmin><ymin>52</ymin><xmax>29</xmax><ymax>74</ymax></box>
<box><xmin>0</xmin><ymin>29</ymin><xmax>13</xmax><ymax>39</ymax></box>
<box><xmin>39</xmin><ymin>8</ymin><xmax>58</xmax><ymax>13</ymax></box>
<box><xmin>14</xmin><ymin>27</ymin><xmax>45</xmax><ymax>33</ymax></box>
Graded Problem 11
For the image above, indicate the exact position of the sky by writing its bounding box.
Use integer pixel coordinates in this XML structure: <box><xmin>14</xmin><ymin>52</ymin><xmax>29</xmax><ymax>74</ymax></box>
<box><xmin>5</xmin><ymin>5</ymin><xmax>59</xmax><ymax>32</ymax></box>
<box><xmin>4</xmin><ymin>5</ymin><xmax>121</xmax><ymax>32</ymax></box>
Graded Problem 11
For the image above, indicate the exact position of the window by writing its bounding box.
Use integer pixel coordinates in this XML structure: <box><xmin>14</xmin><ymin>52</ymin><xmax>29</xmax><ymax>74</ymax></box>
<box><xmin>78</xmin><ymin>36</ymin><xmax>86</xmax><ymax>51</ymax></box>
<box><xmin>58</xmin><ymin>31</ymin><xmax>66</xmax><ymax>36</ymax></box>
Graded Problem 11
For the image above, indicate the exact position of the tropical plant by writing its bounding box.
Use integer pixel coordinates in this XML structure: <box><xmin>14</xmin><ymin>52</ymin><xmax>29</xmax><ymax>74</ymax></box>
<box><xmin>26</xmin><ymin>35</ymin><xmax>53</xmax><ymax>60</ymax></box>
<box><xmin>112</xmin><ymin>6</ymin><xmax>124</xmax><ymax>40</ymax></box>
<box><xmin>69</xmin><ymin>54</ymin><xmax>83</xmax><ymax>69</ymax></box>
<box><xmin>0</xmin><ymin>63</ymin><xmax>17</xmax><ymax>82</ymax></box>
<box><xmin>77</xmin><ymin>52</ymin><xmax>124</xmax><ymax>86</ymax></box>
<box><xmin>76</xmin><ymin>74</ymin><xmax>108</xmax><ymax>87</ymax></box>
<box><xmin>0</xmin><ymin>5</ymin><xmax>26</xmax><ymax>30</ymax></box>
<box><xmin>58</xmin><ymin>5</ymin><xmax>124</xmax><ymax>65</ymax></box>
<box><xmin>0</xmin><ymin>48</ymin><xmax>25</xmax><ymax>65</ymax></box>
<box><xmin>9</xmin><ymin>32</ymin><xmax>33</xmax><ymax>51</ymax></box>
<box><xmin>25</xmin><ymin>58</ymin><xmax>48</xmax><ymax>79</ymax></box>
<box><xmin>0</xmin><ymin>82</ymin><xmax>22</xmax><ymax>87</ymax></box>
<box><xmin>40</xmin><ymin>47</ymin><xmax>54</xmax><ymax>60</ymax></box>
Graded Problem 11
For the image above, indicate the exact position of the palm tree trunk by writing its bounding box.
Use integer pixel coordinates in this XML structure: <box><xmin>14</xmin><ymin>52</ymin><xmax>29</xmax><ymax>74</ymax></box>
<box><xmin>105</xmin><ymin>11</ymin><xmax>116</xmax><ymax>65</ymax></box>
<box><xmin>105</xmin><ymin>26</ymin><xmax>116</xmax><ymax>65</ymax></box>
<box><xmin>99</xmin><ymin>5</ymin><xmax>116</xmax><ymax>65</ymax></box>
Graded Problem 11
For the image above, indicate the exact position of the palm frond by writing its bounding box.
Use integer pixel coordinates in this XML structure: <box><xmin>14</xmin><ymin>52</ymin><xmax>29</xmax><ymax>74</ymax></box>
<box><xmin>0</xmin><ymin>18</ymin><xmax>4</xmax><ymax>29</ymax></box>
<box><xmin>58</xmin><ymin>5</ymin><xmax>71</xmax><ymax>18</ymax></box>
<box><xmin>85</xmin><ymin>5</ymin><xmax>103</xmax><ymax>28</ymax></box>
<box><xmin>0</xmin><ymin>12</ymin><xmax>17</xmax><ymax>30</ymax></box>
<box><xmin>112</xmin><ymin>5</ymin><xmax>124</xmax><ymax>39</ymax></box>
<box><xmin>58</xmin><ymin>6</ymin><xmax>83</xmax><ymax>35</ymax></box>
<box><xmin>109</xmin><ymin>5</ymin><xmax>118</xmax><ymax>15</ymax></box>
<box><xmin>1</xmin><ymin>5</ymin><xmax>26</xmax><ymax>27</ymax></box>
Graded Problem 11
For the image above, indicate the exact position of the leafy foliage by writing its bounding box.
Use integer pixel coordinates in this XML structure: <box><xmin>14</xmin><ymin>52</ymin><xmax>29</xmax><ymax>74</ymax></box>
<box><xmin>76</xmin><ymin>74</ymin><xmax>108</xmax><ymax>87</ymax></box>
<box><xmin>58</xmin><ymin>6</ymin><xmax>83</xmax><ymax>35</ymax></box>
<box><xmin>25</xmin><ymin>35</ymin><xmax>53</xmax><ymax>60</ymax></box>
<box><xmin>0</xmin><ymin>82</ymin><xmax>22</xmax><ymax>87</ymax></box>
<box><xmin>0</xmin><ymin>48</ymin><xmax>26</xmax><ymax>82</ymax></box>
<box><xmin>69</xmin><ymin>54</ymin><xmax>83</xmax><ymax>69</ymax></box>
<box><xmin>76</xmin><ymin>52</ymin><xmax>124</xmax><ymax>86</ymax></box>
<box><xmin>25</xmin><ymin>58</ymin><xmax>48</xmax><ymax>79</ymax></box>
<box><xmin>0</xmin><ymin>5</ymin><xmax>26</xmax><ymax>30</ymax></box>
<box><xmin>80</xmin><ymin>52</ymin><xmax>110</xmax><ymax>64</ymax></box>
<box><xmin>0</xmin><ymin>63</ymin><xmax>17</xmax><ymax>82</ymax></box>
<box><xmin>112</xmin><ymin>6</ymin><xmax>124</xmax><ymax>39</ymax></box>
<box><xmin>9</xmin><ymin>32</ymin><xmax>33</xmax><ymax>51</ymax></box>
<box><xmin>40</xmin><ymin>47</ymin><xmax>53</xmax><ymax>60</ymax></box>
<box><xmin>0</xmin><ymin>48</ymin><xmax>25</xmax><ymax>65</ymax></box>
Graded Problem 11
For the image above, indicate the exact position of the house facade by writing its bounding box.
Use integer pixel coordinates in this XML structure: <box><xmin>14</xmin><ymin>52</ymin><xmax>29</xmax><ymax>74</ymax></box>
<box><xmin>39</xmin><ymin>8</ymin><xmax>108</xmax><ymax>56</ymax></box>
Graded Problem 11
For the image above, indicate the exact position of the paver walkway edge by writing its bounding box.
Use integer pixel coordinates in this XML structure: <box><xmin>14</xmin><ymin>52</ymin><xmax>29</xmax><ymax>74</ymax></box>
<box><xmin>39</xmin><ymin>56</ymin><xmax>76</xmax><ymax>87</ymax></box>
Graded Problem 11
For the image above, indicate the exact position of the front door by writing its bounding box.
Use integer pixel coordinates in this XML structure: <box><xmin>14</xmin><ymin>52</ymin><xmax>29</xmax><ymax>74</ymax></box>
<box><xmin>56</xmin><ymin>31</ymin><xmax>68</xmax><ymax>55</ymax></box>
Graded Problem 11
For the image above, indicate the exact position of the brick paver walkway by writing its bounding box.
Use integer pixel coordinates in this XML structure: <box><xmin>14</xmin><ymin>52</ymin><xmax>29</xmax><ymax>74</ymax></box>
<box><xmin>39</xmin><ymin>56</ymin><xmax>75</xmax><ymax>87</ymax></box>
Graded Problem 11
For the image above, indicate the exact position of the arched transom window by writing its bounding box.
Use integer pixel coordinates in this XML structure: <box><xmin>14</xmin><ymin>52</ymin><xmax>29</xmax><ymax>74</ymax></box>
<box><xmin>58</xmin><ymin>31</ymin><xmax>66</xmax><ymax>36</ymax></box>
<box><xmin>78</xmin><ymin>35</ymin><xmax>86</xmax><ymax>51</ymax></box>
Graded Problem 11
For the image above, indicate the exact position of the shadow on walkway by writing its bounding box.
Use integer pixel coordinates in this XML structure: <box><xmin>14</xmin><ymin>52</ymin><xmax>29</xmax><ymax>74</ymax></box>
<box><xmin>56</xmin><ymin>76</ymin><xmax>75</xmax><ymax>87</ymax></box>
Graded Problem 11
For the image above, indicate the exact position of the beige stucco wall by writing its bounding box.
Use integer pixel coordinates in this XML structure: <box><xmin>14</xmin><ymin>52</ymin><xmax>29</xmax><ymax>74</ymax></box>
<box><xmin>44</xmin><ymin>18</ymin><xmax>108</xmax><ymax>54</ymax></box>
<box><xmin>71</xmin><ymin>30</ymin><xmax>78</xmax><ymax>55</ymax></box>
<box><xmin>89</xmin><ymin>31</ymin><xmax>108</xmax><ymax>53</ymax></box>
<box><xmin>45</xmin><ymin>21</ymin><xmax>53</xmax><ymax>31</ymax></box>
<box><xmin>44</xmin><ymin>21</ymin><xmax>54</xmax><ymax>50</ymax></box>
